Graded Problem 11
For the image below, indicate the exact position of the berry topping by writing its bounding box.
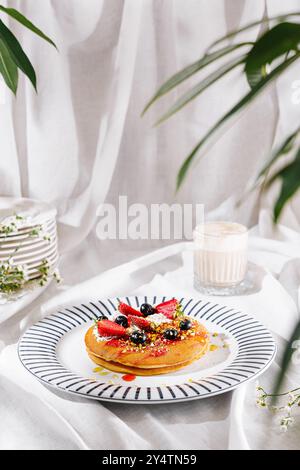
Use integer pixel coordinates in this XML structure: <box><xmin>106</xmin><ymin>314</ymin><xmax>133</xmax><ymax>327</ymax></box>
<box><xmin>179</xmin><ymin>318</ymin><xmax>192</xmax><ymax>331</ymax></box>
<box><xmin>118</xmin><ymin>302</ymin><xmax>142</xmax><ymax>317</ymax></box>
<box><xmin>163</xmin><ymin>328</ymin><xmax>179</xmax><ymax>340</ymax></box>
<box><xmin>140</xmin><ymin>303</ymin><xmax>156</xmax><ymax>316</ymax></box>
<box><xmin>156</xmin><ymin>298</ymin><xmax>178</xmax><ymax>319</ymax></box>
<box><xmin>114</xmin><ymin>315</ymin><xmax>128</xmax><ymax>328</ymax></box>
<box><xmin>128</xmin><ymin>314</ymin><xmax>150</xmax><ymax>330</ymax></box>
<box><xmin>130</xmin><ymin>331</ymin><xmax>147</xmax><ymax>345</ymax></box>
<box><xmin>98</xmin><ymin>319</ymin><xmax>126</xmax><ymax>337</ymax></box>
<box><xmin>96</xmin><ymin>314</ymin><xmax>108</xmax><ymax>321</ymax></box>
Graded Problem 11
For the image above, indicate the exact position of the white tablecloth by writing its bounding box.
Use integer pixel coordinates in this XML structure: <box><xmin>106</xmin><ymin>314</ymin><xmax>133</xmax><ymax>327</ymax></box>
<box><xmin>0</xmin><ymin>230</ymin><xmax>300</xmax><ymax>450</ymax></box>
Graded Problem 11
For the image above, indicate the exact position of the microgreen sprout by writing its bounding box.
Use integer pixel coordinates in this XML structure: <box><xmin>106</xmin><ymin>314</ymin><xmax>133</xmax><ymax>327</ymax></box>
<box><xmin>0</xmin><ymin>214</ymin><xmax>60</xmax><ymax>298</ymax></box>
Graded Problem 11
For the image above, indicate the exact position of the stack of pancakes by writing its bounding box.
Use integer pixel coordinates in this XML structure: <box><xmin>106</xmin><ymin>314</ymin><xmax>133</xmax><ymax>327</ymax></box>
<box><xmin>85</xmin><ymin>322</ymin><xmax>209</xmax><ymax>376</ymax></box>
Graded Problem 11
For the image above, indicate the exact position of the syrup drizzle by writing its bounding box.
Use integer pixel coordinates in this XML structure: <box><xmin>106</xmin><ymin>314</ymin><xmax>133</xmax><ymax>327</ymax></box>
<box><xmin>122</xmin><ymin>374</ymin><xmax>136</xmax><ymax>382</ymax></box>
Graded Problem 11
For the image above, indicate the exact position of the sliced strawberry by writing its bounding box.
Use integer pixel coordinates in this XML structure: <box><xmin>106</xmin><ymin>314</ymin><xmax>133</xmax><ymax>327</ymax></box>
<box><xmin>155</xmin><ymin>298</ymin><xmax>178</xmax><ymax>319</ymax></box>
<box><xmin>158</xmin><ymin>309</ymin><xmax>174</xmax><ymax>319</ymax></box>
<box><xmin>118</xmin><ymin>302</ymin><xmax>142</xmax><ymax>317</ymax></box>
<box><xmin>128</xmin><ymin>314</ymin><xmax>150</xmax><ymax>330</ymax></box>
<box><xmin>156</xmin><ymin>298</ymin><xmax>178</xmax><ymax>311</ymax></box>
<box><xmin>98</xmin><ymin>319</ymin><xmax>126</xmax><ymax>337</ymax></box>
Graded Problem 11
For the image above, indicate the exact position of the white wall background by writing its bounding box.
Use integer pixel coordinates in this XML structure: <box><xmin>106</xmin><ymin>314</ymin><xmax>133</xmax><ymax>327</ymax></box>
<box><xmin>1</xmin><ymin>0</ymin><xmax>300</xmax><ymax>284</ymax></box>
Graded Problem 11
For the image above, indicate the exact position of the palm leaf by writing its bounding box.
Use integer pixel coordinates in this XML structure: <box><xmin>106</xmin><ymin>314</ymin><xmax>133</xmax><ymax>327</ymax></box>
<box><xmin>0</xmin><ymin>5</ymin><xmax>56</xmax><ymax>48</ymax></box>
<box><xmin>246</xmin><ymin>63</ymin><xmax>268</xmax><ymax>89</ymax></box>
<box><xmin>245</xmin><ymin>22</ymin><xmax>300</xmax><ymax>89</ymax></box>
<box><xmin>176</xmin><ymin>53</ymin><xmax>300</xmax><ymax>190</ymax></box>
<box><xmin>0</xmin><ymin>38</ymin><xmax>18</xmax><ymax>94</ymax></box>
<box><xmin>0</xmin><ymin>19</ymin><xmax>36</xmax><ymax>90</ymax></box>
<box><xmin>258</xmin><ymin>127</ymin><xmax>300</xmax><ymax>179</ymax></box>
<box><xmin>142</xmin><ymin>42</ymin><xmax>251</xmax><ymax>115</ymax></box>
<box><xmin>242</xmin><ymin>127</ymin><xmax>300</xmax><ymax>202</ymax></box>
<box><xmin>266</xmin><ymin>147</ymin><xmax>300</xmax><ymax>221</ymax></box>
<box><xmin>155</xmin><ymin>55</ymin><xmax>246</xmax><ymax>126</ymax></box>
<box><xmin>209</xmin><ymin>12</ymin><xmax>300</xmax><ymax>52</ymax></box>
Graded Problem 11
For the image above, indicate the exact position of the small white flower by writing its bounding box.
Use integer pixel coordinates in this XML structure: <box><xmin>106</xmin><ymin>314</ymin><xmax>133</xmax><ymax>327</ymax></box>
<box><xmin>256</xmin><ymin>398</ymin><xmax>267</xmax><ymax>409</ymax></box>
<box><xmin>276</xmin><ymin>413</ymin><xmax>295</xmax><ymax>432</ymax></box>
<box><xmin>269</xmin><ymin>405</ymin><xmax>280</xmax><ymax>414</ymax></box>
<box><xmin>284</xmin><ymin>405</ymin><xmax>292</xmax><ymax>413</ymax></box>
<box><xmin>255</xmin><ymin>384</ymin><xmax>264</xmax><ymax>396</ymax></box>
<box><xmin>38</xmin><ymin>227</ymin><xmax>51</xmax><ymax>241</ymax></box>
<box><xmin>288</xmin><ymin>392</ymin><xmax>296</xmax><ymax>402</ymax></box>
<box><xmin>285</xmin><ymin>416</ymin><xmax>294</xmax><ymax>426</ymax></box>
<box><xmin>52</xmin><ymin>268</ymin><xmax>62</xmax><ymax>283</ymax></box>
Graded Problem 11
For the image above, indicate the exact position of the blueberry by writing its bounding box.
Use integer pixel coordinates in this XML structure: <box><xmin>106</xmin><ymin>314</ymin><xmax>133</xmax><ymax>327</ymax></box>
<box><xmin>130</xmin><ymin>331</ymin><xmax>147</xmax><ymax>345</ymax></box>
<box><xmin>115</xmin><ymin>315</ymin><xmax>128</xmax><ymax>328</ymax></box>
<box><xmin>163</xmin><ymin>328</ymin><xmax>179</xmax><ymax>340</ymax></box>
<box><xmin>179</xmin><ymin>319</ymin><xmax>192</xmax><ymax>331</ymax></box>
<box><xmin>140</xmin><ymin>303</ymin><xmax>155</xmax><ymax>316</ymax></box>
<box><xmin>96</xmin><ymin>314</ymin><xmax>107</xmax><ymax>321</ymax></box>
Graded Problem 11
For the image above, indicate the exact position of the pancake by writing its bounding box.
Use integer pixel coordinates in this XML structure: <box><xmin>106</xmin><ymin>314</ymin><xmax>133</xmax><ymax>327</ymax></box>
<box><xmin>85</xmin><ymin>306</ymin><xmax>210</xmax><ymax>376</ymax></box>
<box><xmin>87</xmin><ymin>342</ymin><xmax>209</xmax><ymax>375</ymax></box>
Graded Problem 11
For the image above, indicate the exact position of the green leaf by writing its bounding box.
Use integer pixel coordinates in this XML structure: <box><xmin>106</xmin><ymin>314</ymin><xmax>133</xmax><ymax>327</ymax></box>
<box><xmin>273</xmin><ymin>320</ymin><xmax>300</xmax><ymax>400</ymax></box>
<box><xmin>0</xmin><ymin>5</ymin><xmax>56</xmax><ymax>48</ymax></box>
<box><xmin>209</xmin><ymin>12</ymin><xmax>300</xmax><ymax>52</ymax></box>
<box><xmin>245</xmin><ymin>22</ymin><xmax>300</xmax><ymax>89</ymax></box>
<box><xmin>266</xmin><ymin>147</ymin><xmax>300</xmax><ymax>222</ymax></box>
<box><xmin>246</xmin><ymin>63</ymin><xmax>268</xmax><ymax>89</ymax></box>
<box><xmin>0</xmin><ymin>38</ymin><xmax>18</xmax><ymax>93</ymax></box>
<box><xmin>258</xmin><ymin>127</ymin><xmax>300</xmax><ymax>179</ymax></box>
<box><xmin>0</xmin><ymin>19</ymin><xmax>36</xmax><ymax>90</ymax></box>
<box><xmin>155</xmin><ymin>55</ymin><xmax>246</xmax><ymax>125</ymax></box>
<box><xmin>176</xmin><ymin>53</ymin><xmax>300</xmax><ymax>190</ymax></box>
<box><xmin>242</xmin><ymin>127</ymin><xmax>300</xmax><ymax>200</ymax></box>
<box><xmin>142</xmin><ymin>43</ymin><xmax>251</xmax><ymax>115</ymax></box>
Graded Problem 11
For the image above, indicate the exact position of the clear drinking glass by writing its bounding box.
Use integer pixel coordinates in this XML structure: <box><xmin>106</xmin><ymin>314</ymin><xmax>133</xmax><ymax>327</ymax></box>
<box><xmin>193</xmin><ymin>221</ymin><xmax>248</xmax><ymax>296</ymax></box>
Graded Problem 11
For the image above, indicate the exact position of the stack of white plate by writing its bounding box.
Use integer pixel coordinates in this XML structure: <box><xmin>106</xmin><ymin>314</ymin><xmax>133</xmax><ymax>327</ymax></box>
<box><xmin>0</xmin><ymin>198</ymin><xmax>58</xmax><ymax>281</ymax></box>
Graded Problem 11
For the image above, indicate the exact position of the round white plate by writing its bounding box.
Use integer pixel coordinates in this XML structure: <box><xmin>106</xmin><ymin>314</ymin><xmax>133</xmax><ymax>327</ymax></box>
<box><xmin>27</xmin><ymin>259</ymin><xmax>59</xmax><ymax>279</ymax></box>
<box><xmin>0</xmin><ymin>221</ymin><xmax>56</xmax><ymax>244</ymax></box>
<box><xmin>18</xmin><ymin>296</ymin><xmax>276</xmax><ymax>404</ymax></box>
<box><xmin>0</xmin><ymin>232</ymin><xmax>57</xmax><ymax>253</ymax></box>
<box><xmin>0</xmin><ymin>238</ymin><xmax>57</xmax><ymax>260</ymax></box>
<box><xmin>0</xmin><ymin>239</ymin><xmax>58</xmax><ymax>264</ymax></box>
<box><xmin>27</xmin><ymin>258</ymin><xmax>59</xmax><ymax>280</ymax></box>
<box><xmin>0</xmin><ymin>220</ymin><xmax>56</xmax><ymax>241</ymax></box>
<box><xmin>0</xmin><ymin>197</ymin><xmax>57</xmax><ymax>228</ymax></box>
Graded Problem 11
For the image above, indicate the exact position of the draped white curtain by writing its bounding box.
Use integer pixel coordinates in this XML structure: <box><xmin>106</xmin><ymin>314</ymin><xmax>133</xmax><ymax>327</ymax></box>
<box><xmin>0</xmin><ymin>0</ymin><xmax>300</xmax><ymax>282</ymax></box>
